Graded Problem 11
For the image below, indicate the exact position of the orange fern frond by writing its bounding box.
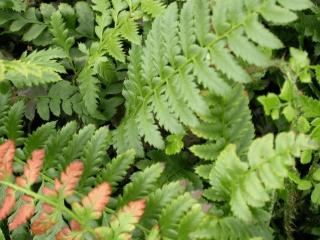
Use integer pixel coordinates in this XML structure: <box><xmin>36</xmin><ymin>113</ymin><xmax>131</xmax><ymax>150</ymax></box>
<box><xmin>105</xmin><ymin>199</ymin><xmax>146</xmax><ymax>239</ymax></box>
<box><xmin>16</xmin><ymin>150</ymin><xmax>44</xmax><ymax>187</ymax></box>
<box><xmin>122</xmin><ymin>199</ymin><xmax>146</xmax><ymax>223</ymax></box>
<box><xmin>55</xmin><ymin>226</ymin><xmax>72</xmax><ymax>240</ymax></box>
<box><xmin>0</xmin><ymin>140</ymin><xmax>15</xmax><ymax>180</ymax></box>
<box><xmin>0</xmin><ymin>187</ymin><xmax>16</xmax><ymax>220</ymax></box>
<box><xmin>81</xmin><ymin>182</ymin><xmax>111</xmax><ymax>219</ymax></box>
<box><xmin>31</xmin><ymin>212</ymin><xmax>57</xmax><ymax>235</ymax></box>
<box><xmin>56</xmin><ymin>161</ymin><xmax>84</xmax><ymax>197</ymax></box>
<box><xmin>70</xmin><ymin>220</ymin><xmax>82</xmax><ymax>231</ymax></box>
<box><xmin>55</xmin><ymin>225</ymin><xmax>82</xmax><ymax>240</ymax></box>
<box><xmin>9</xmin><ymin>202</ymin><xmax>35</xmax><ymax>230</ymax></box>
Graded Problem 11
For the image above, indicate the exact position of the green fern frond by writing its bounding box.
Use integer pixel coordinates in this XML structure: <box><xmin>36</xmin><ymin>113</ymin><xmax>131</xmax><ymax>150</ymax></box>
<box><xmin>60</xmin><ymin>124</ymin><xmax>96</xmax><ymax>168</ymax></box>
<box><xmin>103</xmin><ymin>29</ymin><xmax>126</xmax><ymax>62</ymax></box>
<box><xmin>98</xmin><ymin>149</ymin><xmax>136</xmax><ymax>188</ymax></box>
<box><xmin>141</xmin><ymin>0</ymin><xmax>165</xmax><ymax>17</ymax></box>
<box><xmin>117</xmin><ymin>163</ymin><xmax>165</xmax><ymax>207</ymax></box>
<box><xmin>0</xmin><ymin>0</ymin><xmax>26</xmax><ymax>12</ymax></box>
<box><xmin>119</xmin><ymin>15</ymin><xmax>141</xmax><ymax>45</ymax></box>
<box><xmin>177</xmin><ymin>204</ymin><xmax>205</xmax><ymax>240</ymax></box>
<box><xmin>77</xmin><ymin>68</ymin><xmax>100</xmax><ymax>116</ymax></box>
<box><xmin>140</xmin><ymin>181</ymin><xmax>186</xmax><ymax>229</ymax></box>
<box><xmin>190</xmin><ymin>84</ymin><xmax>254</xmax><ymax>161</ymax></box>
<box><xmin>3</xmin><ymin>101</ymin><xmax>25</xmax><ymax>144</ymax></box>
<box><xmin>299</xmin><ymin>95</ymin><xmax>320</xmax><ymax>118</ymax></box>
<box><xmin>0</xmin><ymin>92</ymin><xmax>11</xmax><ymax>137</ymax></box>
<box><xmin>50</xmin><ymin>11</ymin><xmax>75</xmax><ymax>53</ymax></box>
<box><xmin>44</xmin><ymin>121</ymin><xmax>78</xmax><ymax>169</ymax></box>
<box><xmin>116</xmin><ymin>0</ymin><xmax>308</xmax><ymax>156</ymax></box>
<box><xmin>191</xmin><ymin>216</ymin><xmax>273</xmax><ymax>240</ymax></box>
<box><xmin>207</xmin><ymin>132</ymin><xmax>316</xmax><ymax>222</ymax></box>
<box><xmin>158</xmin><ymin>192</ymin><xmax>197</xmax><ymax>239</ymax></box>
<box><xmin>79</xmin><ymin>127</ymin><xmax>111</xmax><ymax>189</ymax></box>
<box><xmin>23</xmin><ymin>122</ymin><xmax>56</xmax><ymax>158</ymax></box>
<box><xmin>3</xmin><ymin>48</ymin><xmax>66</xmax><ymax>88</ymax></box>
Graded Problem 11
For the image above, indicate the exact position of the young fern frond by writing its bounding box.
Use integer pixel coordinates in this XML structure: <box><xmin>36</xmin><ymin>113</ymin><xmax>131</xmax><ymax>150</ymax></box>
<box><xmin>115</xmin><ymin>0</ymin><xmax>311</xmax><ymax>156</ymax></box>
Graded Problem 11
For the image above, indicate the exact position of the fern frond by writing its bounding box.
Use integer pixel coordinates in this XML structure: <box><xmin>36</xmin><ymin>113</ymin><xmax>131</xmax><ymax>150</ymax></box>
<box><xmin>207</xmin><ymin>132</ymin><xmax>316</xmax><ymax>222</ymax></box>
<box><xmin>0</xmin><ymin>187</ymin><xmax>15</xmax><ymax>220</ymax></box>
<box><xmin>57</xmin><ymin>161</ymin><xmax>84</xmax><ymax>197</ymax></box>
<box><xmin>0</xmin><ymin>92</ymin><xmax>10</xmax><ymax>136</ymax></box>
<box><xmin>16</xmin><ymin>150</ymin><xmax>44</xmax><ymax>187</ymax></box>
<box><xmin>96</xmin><ymin>200</ymin><xmax>146</xmax><ymax>239</ymax></box>
<box><xmin>0</xmin><ymin>140</ymin><xmax>15</xmax><ymax>180</ymax></box>
<box><xmin>77</xmin><ymin>68</ymin><xmax>100</xmax><ymax>116</ymax></box>
<box><xmin>190</xmin><ymin>84</ymin><xmax>254</xmax><ymax>161</ymax></box>
<box><xmin>118</xmin><ymin>163</ymin><xmax>164</xmax><ymax>207</ymax></box>
<box><xmin>9</xmin><ymin>201</ymin><xmax>35</xmax><ymax>230</ymax></box>
<box><xmin>44</xmin><ymin>121</ymin><xmax>78</xmax><ymax>169</ymax></box>
<box><xmin>158</xmin><ymin>192</ymin><xmax>197</xmax><ymax>239</ymax></box>
<box><xmin>141</xmin><ymin>0</ymin><xmax>165</xmax><ymax>17</ymax></box>
<box><xmin>0</xmin><ymin>0</ymin><xmax>26</xmax><ymax>12</ymax></box>
<box><xmin>299</xmin><ymin>95</ymin><xmax>320</xmax><ymax>118</ymax></box>
<box><xmin>176</xmin><ymin>204</ymin><xmax>205</xmax><ymax>240</ymax></box>
<box><xmin>98</xmin><ymin>149</ymin><xmax>135</xmax><ymax>188</ymax></box>
<box><xmin>119</xmin><ymin>16</ymin><xmax>141</xmax><ymax>45</ymax></box>
<box><xmin>60</xmin><ymin>124</ymin><xmax>96</xmax><ymax>168</ymax></box>
<box><xmin>191</xmin><ymin>216</ymin><xmax>273</xmax><ymax>240</ymax></box>
<box><xmin>3</xmin><ymin>48</ymin><xmax>66</xmax><ymax>88</ymax></box>
<box><xmin>3</xmin><ymin>101</ymin><xmax>24</xmax><ymax>144</ymax></box>
<box><xmin>80</xmin><ymin>182</ymin><xmax>111</xmax><ymax>219</ymax></box>
<box><xmin>23</xmin><ymin>122</ymin><xmax>56</xmax><ymax>158</ymax></box>
<box><xmin>103</xmin><ymin>29</ymin><xmax>125</xmax><ymax>62</ymax></box>
<box><xmin>50</xmin><ymin>11</ymin><xmax>75</xmax><ymax>53</ymax></box>
<box><xmin>140</xmin><ymin>181</ymin><xmax>186</xmax><ymax>229</ymax></box>
<box><xmin>117</xmin><ymin>0</ymin><xmax>307</xmax><ymax>155</ymax></box>
<box><xmin>79</xmin><ymin>126</ymin><xmax>111</xmax><ymax>189</ymax></box>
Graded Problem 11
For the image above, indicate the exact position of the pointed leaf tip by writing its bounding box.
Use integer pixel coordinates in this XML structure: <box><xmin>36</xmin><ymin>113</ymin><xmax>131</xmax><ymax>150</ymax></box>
<box><xmin>16</xmin><ymin>149</ymin><xmax>45</xmax><ymax>187</ymax></box>
<box><xmin>9</xmin><ymin>202</ymin><xmax>35</xmax><ymax>230</ymax></box>
<box><xmin>58</xmin><ymin>161</ymin><xmax>84</xmax><ymax>196</ymax></box>
<box><xmin>82</xmin><ymin>182</ymin><xmax>112</xmax><ymax>219</ymax></box>
<box><xmin>0</xmin><ymin>140</ymin><xmax>15</xmax><ymax>179</ymax></box>
<box><xmin>0</xmin><ymin>188</ymin><xmax>16</xmax><ymax>220</ymax></box>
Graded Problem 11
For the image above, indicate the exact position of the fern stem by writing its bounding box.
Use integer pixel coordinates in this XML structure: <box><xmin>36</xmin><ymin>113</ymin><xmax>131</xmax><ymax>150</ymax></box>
<box><xmin>12</xmin><ymin>158</ymin><xmax>151</xmax><ymax>234</ymax></box>
<box><xmin>0</xmin><ymin>180</ymin><xmax>84</xmax><ymax>225</ymax></box>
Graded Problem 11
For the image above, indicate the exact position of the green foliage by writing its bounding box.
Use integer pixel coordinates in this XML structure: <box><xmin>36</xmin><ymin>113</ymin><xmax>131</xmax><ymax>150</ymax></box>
<box><xmin>190</xmin><ymin>84</ymin><xmax>254</xmax><ymax>161</ymax></box>
<box><xmin>1</xmin><ymin>0</ymin><xmax>320</xmax><ymax>239</ymax></box>
<box><xmin>1</xmin><ymin>48</ymin><xmax>66</xmax><ymax>88</ymax></box>
<box><xmin>114</xmin><ymin>0</ymin><xmax>307</xmax><ymax>156</ymax></box>
<box><xmin>205</xmin><ymin>132</ymin><xmax>316</xmax><ymax>221</ymax></box>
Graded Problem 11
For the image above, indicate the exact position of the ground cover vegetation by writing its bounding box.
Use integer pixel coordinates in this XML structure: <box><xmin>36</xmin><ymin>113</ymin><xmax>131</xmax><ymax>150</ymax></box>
<box><xmin>0</xmin><ymin>0</ymin><xmax>320</xmax><ymax>239</ymax></box>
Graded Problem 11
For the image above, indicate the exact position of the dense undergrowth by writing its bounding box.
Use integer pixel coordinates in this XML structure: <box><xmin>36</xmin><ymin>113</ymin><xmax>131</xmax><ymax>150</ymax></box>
<box><xmin>0</xmin><ymin>0</ymin><xmax>320</xmax><ymax>239</ymax></box>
